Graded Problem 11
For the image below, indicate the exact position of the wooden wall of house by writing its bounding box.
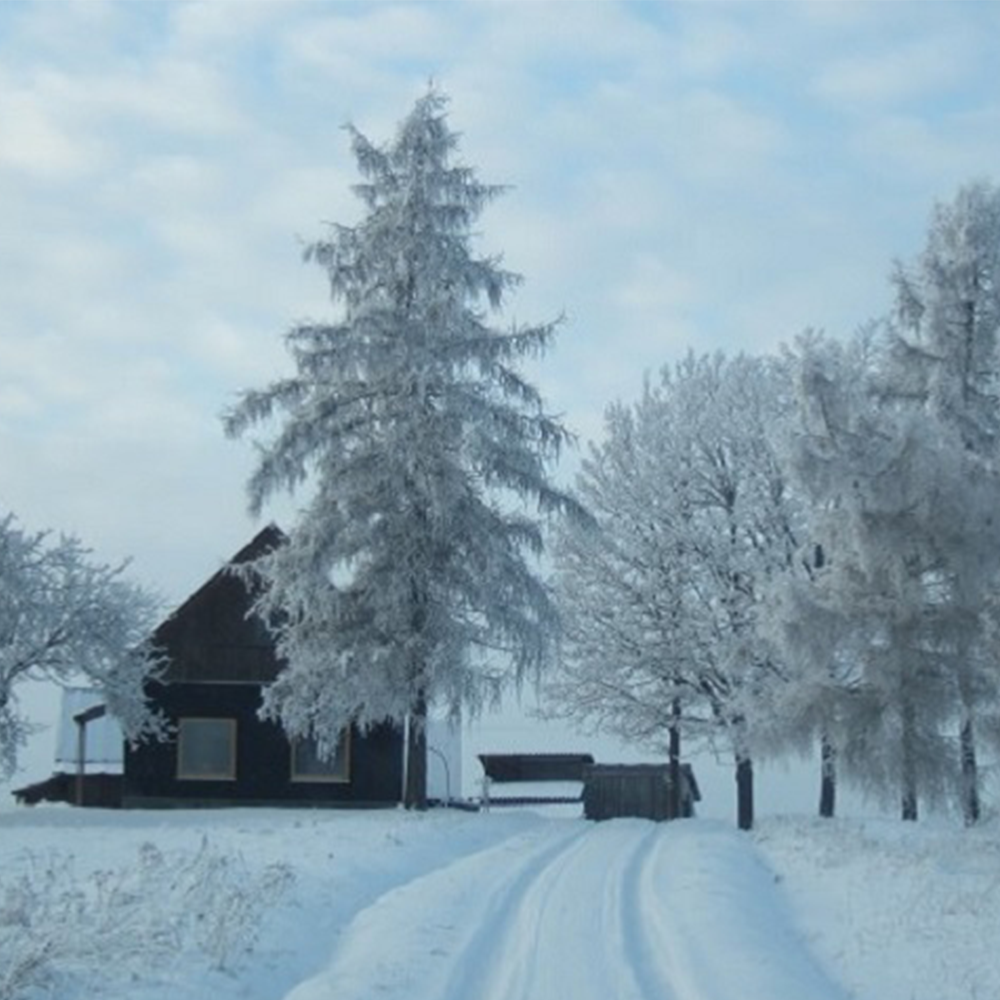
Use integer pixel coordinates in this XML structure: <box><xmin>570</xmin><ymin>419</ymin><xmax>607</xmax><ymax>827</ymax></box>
<box><xmin>153</xmin><ymin>546</ymin><xmax>284</xmax><ymax>686</ymax></box>
<box><xmin>123</xmin><ymin>681</ymin><xmax>403</xmax><ymax>808</ymax></box>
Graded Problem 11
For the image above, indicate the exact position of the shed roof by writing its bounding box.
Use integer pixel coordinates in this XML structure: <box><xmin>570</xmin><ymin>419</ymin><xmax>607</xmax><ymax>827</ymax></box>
<box><xmin>478</xmin><ymin>753</ymin><xmax>594</xmax><ymax>783</ymax></box>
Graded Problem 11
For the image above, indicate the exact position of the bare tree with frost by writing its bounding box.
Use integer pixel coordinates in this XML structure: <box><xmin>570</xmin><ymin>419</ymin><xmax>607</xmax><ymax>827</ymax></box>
<box><xmin>0</xmin><ymin>513</ymin><xmax>164</xmax><ymax>778</ymax></box>
<box><xmin>552</xmin><ymin>352</ymin><xmax>800</xmax><ymax>830</ymax></box>
<box><xmin>224</xmin><ymin>90</ymin><xmax>579</xmax><ymax>809</ymax></box>
<box><xmin>550</xmin><ymin>389</ymin><xmax>699</xmax><ymax>821</ymax></box>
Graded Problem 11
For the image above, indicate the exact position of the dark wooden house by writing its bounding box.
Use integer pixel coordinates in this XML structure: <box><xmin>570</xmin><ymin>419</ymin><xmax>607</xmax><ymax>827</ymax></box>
<box><xmin>123</xmin><ymin>526</ymin><xmax>404</xmax><ymax>808</ymax></box>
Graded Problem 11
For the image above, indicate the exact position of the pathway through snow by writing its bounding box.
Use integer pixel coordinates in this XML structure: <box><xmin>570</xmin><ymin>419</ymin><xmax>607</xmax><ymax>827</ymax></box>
<box><xmin>283</xmin><ymin>818</ymin><xmax>851</xmax><ymax>1000</ymax></box>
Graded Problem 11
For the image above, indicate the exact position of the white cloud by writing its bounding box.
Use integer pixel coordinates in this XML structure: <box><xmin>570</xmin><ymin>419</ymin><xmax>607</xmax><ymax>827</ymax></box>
<box><xmin>612</xmin><ymin>253</ymin><xmax>698</xmax><ymax>315</ymax></box>
<box><xmin>813</xmin><ymin>33</ymin><xmax>975</xmax><ymax>110</ymax></box>
<box><xmin>170</xmin><ymin>0</ymin><xmax>293</xmax><ymax>47</ymax></box>
<box><xmin>0</xmin><ymin>72</ymin><xmax>104</xmax><ymax>177</ymax></box>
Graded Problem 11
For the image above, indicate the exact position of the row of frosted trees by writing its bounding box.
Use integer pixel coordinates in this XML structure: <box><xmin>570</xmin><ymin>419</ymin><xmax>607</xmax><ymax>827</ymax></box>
<box><xmin>12</xmin><ymin>94</ymin><xmax>997</xmax><ymax>831</ymax></box>
<box><xmin>218</xmin><ymin>90</ymin><xmax>1000</xmax><ymax>827</ymax></box>
<box><xmin>551</xmin><ymin>181</ymin><xmax>1000</xmax><ymax>828</ymax></box>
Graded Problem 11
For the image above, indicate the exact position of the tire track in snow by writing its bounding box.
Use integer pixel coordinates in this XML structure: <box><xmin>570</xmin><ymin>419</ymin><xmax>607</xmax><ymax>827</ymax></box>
<box><xmin>281</xmin><ymin>820</ymin><xmax>589</xmax><ymax>1000</ymax></box>
<box><xmin>443</xmin><ymin>819</ymin><xmax>674</xmax><ymax>1000</ymax></box>
<box><xmin>635</xmin><ymin>822</ymin><xmax>851</xmax><ymax>1000</ymax></box>
<box><xmin>620</xmin><ymin>823</ymin><xmax>682</xmax><ymax>1000</ymax></box>
<box><xmin>283</xmin><ymin>818</ymin><xmax>851</xmax><ymax>1000</ymax></box>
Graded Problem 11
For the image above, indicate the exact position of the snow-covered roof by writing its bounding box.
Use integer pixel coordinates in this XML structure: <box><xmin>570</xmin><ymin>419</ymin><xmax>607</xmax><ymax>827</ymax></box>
<box><xmin>54</xmin><ymin>687</ymin><xmax>124</xmax><ymax>767</ymax></box>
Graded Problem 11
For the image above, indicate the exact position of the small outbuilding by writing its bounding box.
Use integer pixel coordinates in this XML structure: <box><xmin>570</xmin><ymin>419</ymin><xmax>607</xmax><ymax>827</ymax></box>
<box><xmin>582</xmin><ymin>763</ymin><xmax>700</xmax><ymax>822</ymax></box>
<box><xmin>477</xmin><ymin>753</ymin><xmax>593</xmax><ymax>808</ymax></box>
<box><xmin>12</xmin><ymin>687</ymin><xmax>124</xmax><ymax>807</ymax></box>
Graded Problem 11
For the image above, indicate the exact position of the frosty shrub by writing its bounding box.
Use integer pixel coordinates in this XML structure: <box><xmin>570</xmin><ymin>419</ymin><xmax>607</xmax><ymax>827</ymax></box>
<box><xmin>0</xmin><ymin>839</ymin><xmax>294</xmax><ymax>999</ymax></box>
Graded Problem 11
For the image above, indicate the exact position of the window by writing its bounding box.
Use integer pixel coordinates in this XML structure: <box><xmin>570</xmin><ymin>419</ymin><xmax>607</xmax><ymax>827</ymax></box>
<box><xmin>177</xmin><ymin>718</ymin><xmax>236</xmax><ymax>780</ymax></box>
<box><xmin>291</xmin><ymin>730</ymin><xmax>350</xmax><ymax>783</ymax></box>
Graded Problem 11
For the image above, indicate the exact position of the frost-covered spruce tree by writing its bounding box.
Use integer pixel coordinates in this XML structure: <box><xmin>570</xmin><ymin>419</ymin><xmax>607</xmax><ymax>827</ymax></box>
<box><xmin>224</xmin><ymin>90</ymin><xmax>578</xmax><ymax>809</ymax></box>
<box><xmin>0</xmin><ymin>513</ymin><xmax>165</xmax><ymax>777</ymax></box>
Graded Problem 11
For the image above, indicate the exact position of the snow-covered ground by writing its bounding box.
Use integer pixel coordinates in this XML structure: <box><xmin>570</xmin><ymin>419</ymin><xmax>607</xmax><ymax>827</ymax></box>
<box><xmin>1</xmin><ymin>804</ymin><xmax>996</xmax><ymax>1000</ymax></box>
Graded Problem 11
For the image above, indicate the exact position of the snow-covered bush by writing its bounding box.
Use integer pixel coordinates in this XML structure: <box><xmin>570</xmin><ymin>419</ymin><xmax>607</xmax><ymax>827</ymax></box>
<box><xmin>0</xmin><ymin>839</ymin><xmax>294</xmax><ymax>999</ymax></box>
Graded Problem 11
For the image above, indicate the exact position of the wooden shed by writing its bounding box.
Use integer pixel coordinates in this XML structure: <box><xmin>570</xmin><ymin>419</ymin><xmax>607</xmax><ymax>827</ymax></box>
<box><xmin>582</xmin><ymin>763</ymin><xmax>700</xmax><ymax>822</ymax></box>
<box><xmin>477</xmin><ymin>753</ymin><xmax>593</xmax><ymax>808</ymax></box>
<box><xmin>122</xmin><ymin>526</ymin><xmax>404</xmax><ymax>809</ymax></box>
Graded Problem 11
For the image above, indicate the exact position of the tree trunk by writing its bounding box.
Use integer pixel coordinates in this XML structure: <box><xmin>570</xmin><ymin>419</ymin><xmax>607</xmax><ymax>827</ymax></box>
<box><xmin>960</xmin><ymin>715</ymin><xmax>980</xmax><ymax>826</ymax></box>
<box><xmin>901</xmin><ymin>693</ymin><xmax>918</xmax><ymax>822</ymax></box>
<box><xmin>736</xmin><ymin>755</ymin><xmax>754</xmax><ymax>831</ymax></box>
<box><xmin>404</xmin><ymin>692</ymin><xmax>428</xmax><ymax>810</ymax></box>
<box><xmin>667</xmin><ymin>699</ymin><xmax>682</xmax><ymax>819</ymax></box>
<box><xmin>818</xmin><ymin>733</ymin><xmax>836</xmax><ymax>819</ymax></box>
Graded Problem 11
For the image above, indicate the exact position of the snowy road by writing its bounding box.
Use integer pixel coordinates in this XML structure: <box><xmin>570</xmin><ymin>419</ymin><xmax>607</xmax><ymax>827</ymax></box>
<box><xmin>284</xmin><ymin>818</ymin><xmax>850</xmax><ymax>1000</ymax></box>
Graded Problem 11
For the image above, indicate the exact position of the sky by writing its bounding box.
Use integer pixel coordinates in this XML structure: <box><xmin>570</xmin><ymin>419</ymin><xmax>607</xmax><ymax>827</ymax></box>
<box><xmin>4</xmin><ymin>0</ymin><xmax>1000</xmax><ymax>607</ymax></box>
<box><xmin>4</xmin><ymin>1</ymin><xmax>1000</xmax><ymax>791</ymax></box>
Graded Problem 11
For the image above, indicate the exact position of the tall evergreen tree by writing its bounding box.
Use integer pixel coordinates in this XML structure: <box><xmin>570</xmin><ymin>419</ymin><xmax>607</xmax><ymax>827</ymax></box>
<box><xmin>224</xmin><ymin>90</ymin><xmax>579</xmax><ymax>809</ymax></box>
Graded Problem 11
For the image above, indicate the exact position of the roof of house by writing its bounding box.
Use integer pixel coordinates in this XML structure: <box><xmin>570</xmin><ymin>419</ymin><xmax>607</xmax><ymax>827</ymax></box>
<box><xmin>152</xmin><ymin>524</ymin><xmax>287</xmax><ymax>684</ymax></box>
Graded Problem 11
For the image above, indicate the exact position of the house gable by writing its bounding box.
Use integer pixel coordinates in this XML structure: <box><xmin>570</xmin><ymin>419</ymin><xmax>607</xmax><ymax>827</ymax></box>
<box><xmin>153</xmin><ymin>524</ymin><xmax>285</xmax><ymax>684</ymax></box>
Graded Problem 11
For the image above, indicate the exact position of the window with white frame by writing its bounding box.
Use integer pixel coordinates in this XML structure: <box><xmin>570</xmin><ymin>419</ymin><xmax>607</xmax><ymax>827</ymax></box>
<box><xmin>177</xmin><ymin>718</ymin><xmax>236</xmax><ymax>780</ymax></box>
<box><xmin>291</xmin><ymin>730</ymin><xmax>350</xmax><ymax>783</ymax></box>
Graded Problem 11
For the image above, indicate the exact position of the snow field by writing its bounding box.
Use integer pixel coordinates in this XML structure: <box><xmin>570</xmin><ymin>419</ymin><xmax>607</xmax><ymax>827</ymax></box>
<box><xmin>0</xmin><ymin>807</ymin><xmax>541</xmax><ymax>1000</ymax></box>
<box><xmin>754</xmin><ymin>815</ymin><xmax>1000</xmax><ymax>1000</ymax></box>
<box><xmin>647</xmin><ymin>821</ymin><xmax>848</xmax><ymax>1000</ymax></box>
<box><xmin>2</xmin><ymin>806</ymin><xmax>998</xmax><ymax>1000</ymax></box>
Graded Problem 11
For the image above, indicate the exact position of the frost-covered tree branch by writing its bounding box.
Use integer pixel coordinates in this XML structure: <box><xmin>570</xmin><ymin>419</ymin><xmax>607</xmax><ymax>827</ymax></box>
<box><xmin>0</xmin><ymin>514</ymin><xmax>166</xmax><ymax>779</ymax></box>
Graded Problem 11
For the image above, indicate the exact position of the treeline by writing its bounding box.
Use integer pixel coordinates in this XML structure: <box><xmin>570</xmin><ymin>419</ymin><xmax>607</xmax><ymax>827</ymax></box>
<box><xmin>550</xmin><ymin>180</ymin><xmax>1000</xmax><ymax>829</ymax></box>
